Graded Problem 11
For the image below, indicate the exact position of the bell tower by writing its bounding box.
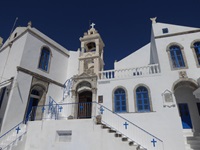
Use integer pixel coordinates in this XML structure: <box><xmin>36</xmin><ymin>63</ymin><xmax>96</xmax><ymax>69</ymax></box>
<box><xmin>79</xmin><ymin>23</ymin><xmax>105</xmax><ymax>76</ymax></box>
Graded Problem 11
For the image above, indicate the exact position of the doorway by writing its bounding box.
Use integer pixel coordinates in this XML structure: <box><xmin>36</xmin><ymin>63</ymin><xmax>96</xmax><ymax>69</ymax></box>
<box><xmin>25</xmin><ymin>89</ymin><xmax>40</xmax><ymax>122</ymax></box>
<box><xmin>174</xmin><ymin>80</ymin><xmax>200</xmax><ymax>132</ymax></box>
<box><xmin>78</xmin><ymin>91</ymin><xmax>92</xmax><ymax>119</ymax></box>
<box><xmin>178</xmin><ymin>103</ymin><xmax>193</xmax><ymax>129</ymax></box>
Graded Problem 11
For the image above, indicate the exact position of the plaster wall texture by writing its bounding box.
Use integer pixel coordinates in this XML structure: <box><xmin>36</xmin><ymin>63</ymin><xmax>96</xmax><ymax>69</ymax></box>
<box><xmin>25</xmin><ymin>119</ymin><xmax>136</xmax><ymax>150</ymax></box>
<box><xmin>1</xmin><ymin>72</ymin><xmax>32</xmax><ymax>134</ymax></box>
<box><xmin>154</xmin><ymin>28</ymin><xmax>200</xmax><ymax>75</ymax></box>
<box><xmin>115</xmin><ymin>43</ymin><xmax>151</xmax><ymax>70</ymax></box>
<box><xmin>152</xmin><ymin>23</ymin><xmax>199</xmax><ymax>37</ymax></box>
<box><xmin>20</xmin><ymin>33</ymin><xmax>69</xmax><ymax>84</ymax></box>
<box><xmin>66</xmin><ymin>50</ymin><xmax>80</xmax><ymax>79</ymax></box>
<box><xmin>0</xmin><ymin>33</ymin><xmax>28</xmax><ymax>81</ymax></box>
<box><xmin>97</xmin><ymin>74</ymin><xmax>186</xmax><ymax>150</ymax></box>
<box><xmin>47</xmin><ymin>84</ymin><xmax>64</xmax><ymax>103</ymax></box>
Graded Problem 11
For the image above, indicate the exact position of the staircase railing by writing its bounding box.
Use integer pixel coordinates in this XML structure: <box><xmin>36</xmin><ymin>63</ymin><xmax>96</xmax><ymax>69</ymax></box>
<box><xmin>95</xmin><ymin>103</ymin><xmax>164</xmax><ymax>150</ymax></box>
<box><xmin>28</xmin><ymin>101</ymin><xmax>164</xmax><ymax>150</ymax></box>
<box><xmin>0</xmin><ymin>121</ymin><xmax>27</xmax><ymax>150</ymax></box>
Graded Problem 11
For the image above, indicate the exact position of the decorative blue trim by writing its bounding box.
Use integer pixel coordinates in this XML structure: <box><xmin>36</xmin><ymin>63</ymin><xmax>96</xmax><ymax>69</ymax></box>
<box><xmin>100</xmin><ymin>106</ymin><xmax>104</xmax><ymax>114</ymax></box>
<box><xmin>114</xmin><ymin>88</ymin><xmax>126</xmax><ymax>113</ymax></box>
<box><xmin>16</xmin><ymin>127</ymin><xmax>20</xmax><ymax>134</ymax></box>
<box><xmin>170</xmin><ymin>45</ymin><xmax>185</xmax><ymax>68</ymax></box>
<box><xmin>123</xmin><ymin>122</ymin><xmax>129</xmax><ymax>129</ymax></box>
<box><xmin>136</xmin><ymin>86</ymin><xmax>150</xmax><ymax>112</ymax></box>
<box><xmin>38</xmin><ymin>47</ymin><xmax>50</xmax><ymax>71</ymax></box>
<box><xmin>194</xmin><ymin>42</ymin><xmax>200</xmax><ymax>65</ymax></box>
<box><xmin>151</xmin><ymin>138</ymin><xmax>157</xmax><ymax>147</ymax></box>
<box><xmin>59</xmin><ymin>106</ymin><xmax>63</xmax><ymax>112</ymax></box>
<box><xmin>42</xmin><ymin>107</ymin><xmax>45</xmax><ymax>113</ymax></box>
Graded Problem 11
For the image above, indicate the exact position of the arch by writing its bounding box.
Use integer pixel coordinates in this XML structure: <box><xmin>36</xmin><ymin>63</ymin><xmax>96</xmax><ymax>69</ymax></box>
<box><xmin>24</xmin><ymin>84</ymin><xmax>46</xmax><ymax>122</ymax></box>
<box><xmin>172</xmin><ymin>78</ymin><xmax>198</xmax><ymax>92</ymax></box>
<box><xmin>191</xmin><ymin>40</ymin><xmax>200</xmax><ymax>67</ymax></box>
<box><xmin>38</xmin><ymin>46</ymin><xmax>51</xmax><ymax>72</ymax></box>
<box><xmin>134</xmin><ymin>84</ymin><xmax>152</xmax><ymax>112</ymax></box>
<box><xmin>76</xmin><ymin>81</ymin><xmax>92</xmax><ymax>93</ymax></box>
<box><xmin>112</xmin><ymin>86</ymin><xmax>128</xmax><ymax>113</ymax></box>
<box><xmin>166</xmin><ymin>43</ymin><xmax>188</xmax><ymax>70</ymax></box>
<box><xmin>78</xmin><ymin>91</ymin><xmax>92</xmax><ymax>118</ymax></box>
<box><xmin>173</xmin><ymin>79</ymin><xmax>200</xmax><ymax>131</ymax></box>
<box><xmin>86</xmin><ymin>42</ymin><xmax>96</xmax><ymax>52</ymax></box>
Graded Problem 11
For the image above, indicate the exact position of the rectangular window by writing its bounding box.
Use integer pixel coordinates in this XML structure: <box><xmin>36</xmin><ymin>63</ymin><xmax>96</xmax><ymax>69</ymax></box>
<box><xmin>162</xmin><ymin>28</ymin><xmax>169</xmax><ymax>34</ymax></box>
<box><xmin>0</xmin><ymin>87</ymin><xmax>6</xmax><ymax>108</ymax></box>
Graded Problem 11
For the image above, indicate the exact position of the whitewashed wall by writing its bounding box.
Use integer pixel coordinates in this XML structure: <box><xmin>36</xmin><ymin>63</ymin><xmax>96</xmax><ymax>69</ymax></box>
<box><xmin>25</xmin><ymin>119</ymin><xmax>136</xmax><ymax>150</ymax></box>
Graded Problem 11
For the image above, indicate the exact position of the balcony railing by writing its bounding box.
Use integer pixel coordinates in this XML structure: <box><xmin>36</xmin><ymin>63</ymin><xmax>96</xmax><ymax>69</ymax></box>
<box><xmin>99</xmin><ymin>64</ymin><xmax>160</xmax><ymax>80</ymax></box>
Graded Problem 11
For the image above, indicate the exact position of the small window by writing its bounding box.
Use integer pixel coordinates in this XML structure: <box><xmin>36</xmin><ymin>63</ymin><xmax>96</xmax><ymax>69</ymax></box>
<box><xmin>0</xmin><ymin>87</ymin><xmax>6</xmax><ymax>108</ymax></box>
<box><xmin>169</xmin><ymin>45</ymin><xmax>185</xmax><ymax>68</ymax></box>
<box><xmin>136</xmin><ymin>86</ymin><xmax>150</xmax><ymax>112</ymax></box>
<box><xmin>38</xmin><ymin>47</ymin><xmax>50</xmax><ymax>71</ymax></box>
<box><xmin>194</xmin><ymin>42</ymin><xmax>200</xmax><ymax>65</ymax></box>
<box><xmin>162</xmin><ymin>28</ymin><xmax>168</xmax><ymax>34</ymax></box>
<box><xmin>56</xmin><ymin>130</ymin><xmax>72</xmax><ymax>142</ymax></box>
<box><xmin>114</xmin><ymin>88</ymin><xmax>127</xmax><ymax>113</ymax></box>
<box><xmin>14</xmin><ymin>33</ymin><xmax>17</xmax><ymax>38</ymax></box>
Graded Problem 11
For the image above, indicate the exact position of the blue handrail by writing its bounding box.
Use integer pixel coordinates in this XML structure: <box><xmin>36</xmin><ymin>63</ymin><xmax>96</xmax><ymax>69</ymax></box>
<box><xmin>0</xmin><ymin>121</ymin><xmax>23</xmax><ymax>139</ymax></box>
<box><xmin>95</xmin><ymin>102</ymin><xmax>163</xmax><ymax>142</ymax></box>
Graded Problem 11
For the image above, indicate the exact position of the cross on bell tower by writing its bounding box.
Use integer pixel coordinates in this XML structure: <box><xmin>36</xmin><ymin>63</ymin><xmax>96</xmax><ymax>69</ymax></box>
<box><xmin>79</xmin><ymin>23</ymin><xmax>105</xmax><ymax>76</ymax></box>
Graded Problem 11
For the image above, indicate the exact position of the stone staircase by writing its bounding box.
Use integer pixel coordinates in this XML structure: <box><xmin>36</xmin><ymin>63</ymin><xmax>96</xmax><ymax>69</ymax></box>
<box><xmin>184</xmin><ymin>132</ymin><xmax>200</xmax><ymax>150</ymax></box>
<box><xmin>97</xmin><ymin>122</ymin><xmax>146</xmax><ymax>150</ymax></box>
<box><xmin>0</xmin><ymin>123</ymin><xmax>27</xmax><ymax>150</ymax></box>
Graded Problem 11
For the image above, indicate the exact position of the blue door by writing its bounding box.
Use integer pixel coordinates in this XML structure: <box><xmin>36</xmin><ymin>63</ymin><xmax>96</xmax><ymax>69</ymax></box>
<box><xmin>25</xmin><ymin>97</ymin><xmax>39</xmax><ymax>122</ymax></box>
<box><xmin>178</xmin><ymin>103</ymin><xmax>193</xmax><ymax>129</ymax></box>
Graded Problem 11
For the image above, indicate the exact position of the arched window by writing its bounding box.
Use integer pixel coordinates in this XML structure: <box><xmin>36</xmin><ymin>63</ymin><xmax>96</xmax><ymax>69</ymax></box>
<box><xmin>38</xmin><ymin>47</ymin><xmax>50</xmax><ymax>71</ymax></box>
<box><xmin>136</xmin><ymin>86</ymin><xmax>150</xmax><ymax>112</ymax></box>
<box><xmin>194</xmin><ymin>42</ymin><xmax>200</xmax><ymax>65</ymax></box>
<box><xmin>169</xmin><ymin>45</ymin><xmax>185</xmax><ymax>68</ymax></box>
<box><xmin>114</xmin><ymin>88</ymin><xmax>127</xmax><ymax>113</ymax></box>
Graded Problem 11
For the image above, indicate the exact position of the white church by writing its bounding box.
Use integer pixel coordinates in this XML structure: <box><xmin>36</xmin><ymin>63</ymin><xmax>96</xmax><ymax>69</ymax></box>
<box><xmin>0</xmin><ymin>18</ymin><xmax>200</xmax><ymax>150</ymax></box>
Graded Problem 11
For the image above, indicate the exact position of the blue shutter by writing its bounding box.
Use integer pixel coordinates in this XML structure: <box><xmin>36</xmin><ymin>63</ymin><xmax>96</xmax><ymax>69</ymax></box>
<box><xmin>39</xmin><ymin>48</ymin><xmax>50</xmax><ymax>71</ymax></box>
<box><xmin>136</xmin><ymin>86</ymin><xmax>150</xmax><ymax>112</ymax></box>
<box><xmin>194</xmin><ymin>42</ymin><xmax>200</xmax><ymax>65</ymax></box>
<box><xmin>170</xmin><ymin>46</ymin><xmax>185</xmax><ymax>68</ymax></box>
<box><xmin>114</xmin><ymin>88</ymin><xmax>126</xmax><ymax>113</ymax></box>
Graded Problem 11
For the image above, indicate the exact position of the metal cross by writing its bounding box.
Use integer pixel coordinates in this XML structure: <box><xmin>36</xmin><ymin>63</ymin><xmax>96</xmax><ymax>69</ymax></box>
<box><xmin>59</xmin><ymin>106</ymin><xmax>63</xmax><ymax>112</ymax></box>
<box><xmin>16</xmin><ymin>127</ymin><xmax>21</xmax><ymax>134</ymax></box>
<box><xmin>42</xmin><ymin>107</ymin><xmax>45</xmax><ymax>113</ymax></box>
<box><xmin>151</xmin><ymin>138</ymin><xmax>157</xmax><ymax>147</ymax></box>
<box><xmin>90</xmin><ymin>23</ymin><xmax>95</xmax><ymax>28</ymax></box>
<box><xmin>123</xmin><ymin>122</ymin><xmax>129</xmax><ymax>129</ymax></box>
<box><xmin>100</xmin><ymin>106</ymin><xmax>104</xmax><ymax>114</ymax></box>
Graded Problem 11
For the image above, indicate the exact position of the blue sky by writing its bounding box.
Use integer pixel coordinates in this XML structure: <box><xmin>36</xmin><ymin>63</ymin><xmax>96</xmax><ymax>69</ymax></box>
<box><xmin>0</xmin><ymin>0</ymin><xmax>199</xmax><ymax>69</ymax></box>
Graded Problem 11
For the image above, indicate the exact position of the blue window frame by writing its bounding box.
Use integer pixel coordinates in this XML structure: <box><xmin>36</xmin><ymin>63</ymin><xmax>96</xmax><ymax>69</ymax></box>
<box><xmin>38</xmin><ymin>47</ymin><xmax>50</xmax><ymax>71</ymax></box>
<box><xmin>194</xmin><ymin>42</ymin><xmax>200</xmax><ymax>65</ymax></box>
<box><xmin>170</xmin><ymin>46</ymin><xmax>185</xmax><ymax>68</ymax></box>
<box><xmin>114</xmin><ymin>88</ymin><xmax>126</xmax><ymax>113</ymax></box>
<box><xmin>136</xmin><ymin>86</ymin><xmax>150</xmax><ymax>112</ymax></box>
<box><xmin>0</xmin><ymin>87</ymin><xmax>6</xmax><ymax>108</ymax></box>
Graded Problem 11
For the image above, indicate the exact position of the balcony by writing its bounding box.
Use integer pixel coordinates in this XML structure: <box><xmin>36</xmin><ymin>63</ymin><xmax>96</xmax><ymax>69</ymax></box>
<box><xmin>99</xmin><ymin>64</ymin><xmax>160</xmax><ymax>80</ymax></box>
